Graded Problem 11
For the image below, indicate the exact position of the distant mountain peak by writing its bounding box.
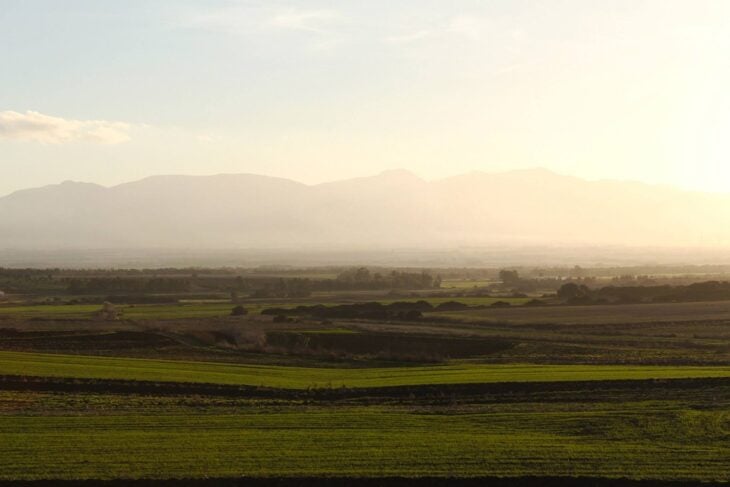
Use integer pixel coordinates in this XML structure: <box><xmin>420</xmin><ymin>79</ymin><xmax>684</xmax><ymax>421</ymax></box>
<box><xmin>58</xmin><ymin>180</ymin><xmax>103</xmax><ymax>187</ymax></box>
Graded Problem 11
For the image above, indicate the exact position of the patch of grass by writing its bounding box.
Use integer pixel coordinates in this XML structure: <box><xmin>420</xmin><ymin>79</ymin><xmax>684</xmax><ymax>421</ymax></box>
<box><xmin>0</xmin><ymin>395</ymin><xmax>727</xmax><ymax>480</ymax></box>
<box><xmin>0</xmin><ymin>304</ymin><xmax>101</xmax><ymax>319</ymax></box>
<box><xmin>0</xmin><ymin>296</ymin><xmax>530</xmax><ymax>320</ymax></box>
<box><xmin>1</xmin><ymin>351</ymin><xmax>730</xmax><ymax>389</ymax></box>
<box><xmin>440</xmin><ymin>279</ymin><xmax>494</xmax><ymax>289</ymax></box>
<box><xmin>299</xmin><ymin>328</ymin><xmax>360</xmax><ymax>334</ymax></box>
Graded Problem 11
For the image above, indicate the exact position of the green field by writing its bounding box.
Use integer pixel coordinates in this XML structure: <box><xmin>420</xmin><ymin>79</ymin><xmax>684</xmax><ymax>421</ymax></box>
<box><xmin>3</xmin><ymin>291</ymin><xmax>730</xmax><ymax>483</ymax></box>
<box><xmin>0</xmin><ymin>303</ymin><xmax>250</xmax><ymax>319</ymax></box>
<box><xmin>440</xmin><ymin>279</ymin><xmax>494</xmax><ymax>289</ymax></box>
<box><xmin>1</xmin><ymin>390</ymin><xmax>728</xmax><ymax>480</ymax></box>
<box><xmin>2</xmin><ymin>351</ymin><xmax>730</xmax><ymax>389</ymax></box>
<box><xmin>0</xmin><ymin>296</ymin><xmax>531</xmax><ymax>320</ymax></box>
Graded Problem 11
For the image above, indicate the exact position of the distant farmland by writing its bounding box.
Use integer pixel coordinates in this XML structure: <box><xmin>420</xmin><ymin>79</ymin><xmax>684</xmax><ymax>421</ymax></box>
<box><xmin>0</xmin><ymin>296</ymin><xmax>531</xmax><ymax>320</ymax></box>
<box><xmin>433</xmin><ymin>300</ymin><xmax>730</xmax><ymax>325</ymax></box>
<box><xmin>3</xmin><ymin>269</ymin><xmax>730</xmax><ymax>483</ymax></box>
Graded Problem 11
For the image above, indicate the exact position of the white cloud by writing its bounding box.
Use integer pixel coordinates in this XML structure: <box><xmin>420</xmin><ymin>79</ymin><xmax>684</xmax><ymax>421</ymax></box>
<box><xmin>385</xmin><ymin>15</ymin><xmax>490</xmax><ymax>45</ymax></box>
<box><xmin>180</xmin><ymin>6</ymin><xmax>255</xmax><ymax>33</ymax></box>
<box><xmin>266</xmin><ymin>8</ymin><xmax>340</xmax><ymax>34</ymax></box>
<box><xmin>180</xmin><ymin>6</ymin><xmax>341</xmax><ymax>36</ymax></box>
<box><xmin>0</xmin><ymin>110</ymin><xmax>132</xmax><ymax>144</ymax></box>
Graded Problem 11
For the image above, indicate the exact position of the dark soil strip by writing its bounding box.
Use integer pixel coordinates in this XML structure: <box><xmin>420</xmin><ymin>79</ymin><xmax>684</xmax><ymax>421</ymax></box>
<box><xmin>2</xmin><ymin>374</ymin><xmax>729</xmax><ymax>402</ymax></box>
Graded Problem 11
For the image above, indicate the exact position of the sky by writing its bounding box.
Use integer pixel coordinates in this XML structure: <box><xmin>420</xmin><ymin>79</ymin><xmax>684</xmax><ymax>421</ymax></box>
<box><xmin>1</xmin><ymin>0</ymin><xmax>730</xmax><ymax>196</ymax></box>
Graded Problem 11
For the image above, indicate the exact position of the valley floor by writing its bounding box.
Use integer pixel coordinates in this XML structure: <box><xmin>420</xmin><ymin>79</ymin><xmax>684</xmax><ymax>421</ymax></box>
<box><xmin>1</xmin><ymin>298</ymin><xmax>729</xmax><ymax>483</ymax></box>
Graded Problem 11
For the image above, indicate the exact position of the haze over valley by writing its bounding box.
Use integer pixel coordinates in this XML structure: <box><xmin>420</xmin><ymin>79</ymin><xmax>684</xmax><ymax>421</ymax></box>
<box><xmin>3</xmin><ymin>168</ymin><xmax>730</xmax><ymax>254</ymax></box>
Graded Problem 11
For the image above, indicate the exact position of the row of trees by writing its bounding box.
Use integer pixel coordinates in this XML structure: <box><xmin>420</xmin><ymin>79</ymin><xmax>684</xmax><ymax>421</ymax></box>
<box><xmin>556</xmin><ymin>280</ymin><xmax>730</xmax><ymax>305</ymax></box>
<box><xmin>66</xmin><ymin>278</ymin><xmax>191</xmax><ymax>294</ymax></box>
<box><xmin>61</xmin><ymin>268</ymin><xmax>440</xmax><ymax>298</ymax></box>
<box><xmin>334</xmin><ymin>268</ymin><xmax>440</xmax><ymax>289</ymax></box>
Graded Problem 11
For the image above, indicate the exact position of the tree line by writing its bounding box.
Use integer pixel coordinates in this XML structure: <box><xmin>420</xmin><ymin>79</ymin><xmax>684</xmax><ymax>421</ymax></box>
<box><xmin>59</xmin><ymin>268</ymin><xmax>440</xmax><ymax>298</ymax></box>
<box><xmin>557</xmin><ymin>280</ymin><xmax>730</xmax><ymax>305</ymax></box>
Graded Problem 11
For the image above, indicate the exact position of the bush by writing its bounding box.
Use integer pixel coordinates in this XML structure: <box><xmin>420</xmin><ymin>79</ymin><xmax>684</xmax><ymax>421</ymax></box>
<box><xmin>231</xmin><ymin>305</ymin><xmax>248</xmax><ymax>316</ymax></box>
<box><xmin>434</xmin><ymin>301</ymin><xmax>469</xmax><ymax>312</ymax></box>
<box><xmin>397</xmin><ymin>309</ymin><xmax>423</xmax><ymax>320</ymax></box>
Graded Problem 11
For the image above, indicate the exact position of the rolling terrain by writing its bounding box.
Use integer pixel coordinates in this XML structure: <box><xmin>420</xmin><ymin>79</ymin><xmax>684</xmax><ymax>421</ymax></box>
<box><xmin>2</xmin><ymin>272</ymin><xmax>730</xmax><ymax>484</ymax></box>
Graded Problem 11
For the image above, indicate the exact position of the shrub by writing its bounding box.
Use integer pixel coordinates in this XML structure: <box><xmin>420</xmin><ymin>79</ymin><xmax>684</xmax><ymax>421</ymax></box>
<box><xmin>231</xmin><ymin>305</ymin><xmax>248</xmax><ymax>316</ymax></box>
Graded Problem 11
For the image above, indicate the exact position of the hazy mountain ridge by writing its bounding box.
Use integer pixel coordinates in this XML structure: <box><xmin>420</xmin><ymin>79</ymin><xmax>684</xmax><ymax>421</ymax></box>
<box><xmin>2</xmin><ymin>168</ymin><xmax>729</xmax><ymax>249</ymax></box>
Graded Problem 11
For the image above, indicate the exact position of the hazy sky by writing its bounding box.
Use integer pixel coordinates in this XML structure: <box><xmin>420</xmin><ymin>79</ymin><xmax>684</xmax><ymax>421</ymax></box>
<box><xmin>2</xmin><ymin>0</ymin><xmax>730</xmax><ymax>196</ymax></box>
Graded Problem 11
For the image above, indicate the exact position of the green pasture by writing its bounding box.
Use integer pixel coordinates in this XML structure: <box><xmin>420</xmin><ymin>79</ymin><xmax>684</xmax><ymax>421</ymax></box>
<box><xmin>0</xmin><ymin>302</ymin><xmax>275</xmax><ymax>319</ymax></box>
<box><xmin>440</xmin><ymin>279</ymin><xmax>494</xmax><ymax>289</ymax></box>
<box><xmin>2</xmin><ymin>351</ymin><xmax>730</xmax><ymax>389</ymax></box>
<box><xmin>0</xmin><ymin>398</ymin><xmax>727</xmax><ymax>480</ymax></box>
<box><xmin>0</xmin><ymin>296</ymin><xmax>531</xmax><ymax>320</ymax></box>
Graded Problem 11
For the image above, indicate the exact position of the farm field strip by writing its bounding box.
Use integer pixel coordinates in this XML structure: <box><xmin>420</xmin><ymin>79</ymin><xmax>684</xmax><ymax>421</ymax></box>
<box><xmin>15</xmin><ymin>296</ymin><xmax>727</xmax><ymax>323</ymax></box>
<box><xmin>2</xmin><ymin>351</ymin><xmax>730</xmax><ymax>389</ymax></box>
<box><xmin>0</xmin><ymin>296</ymin><xmax>531</xmax><ymax>320</ymax></box>
<box><xmin>0</xmin><ymin>303</ymin><xmax>253</xmax><ymax>320</ymax></box>
<box><xmin>434</xmin><ymin>300</ymin><xmax>730</xmax><ymax>325</ymax></box>
<box><xmin>0</xmin><ymin>400</ymin><xmax>728</xmax><ymax>480</ymax></box>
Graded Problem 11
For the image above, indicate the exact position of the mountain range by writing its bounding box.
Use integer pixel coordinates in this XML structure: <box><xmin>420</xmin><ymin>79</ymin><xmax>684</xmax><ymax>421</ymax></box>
<box><xmin>2</xmin><ymin>168</ymin><xmax>729</xmax><ymax>250</ymax></box>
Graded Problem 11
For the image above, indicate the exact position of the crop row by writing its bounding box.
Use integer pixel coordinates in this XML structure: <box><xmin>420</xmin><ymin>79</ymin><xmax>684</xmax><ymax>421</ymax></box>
<box><xmin>0</xmin><ymin>406</ymin><xmax>727</xmax><ymax>480</ymax></box>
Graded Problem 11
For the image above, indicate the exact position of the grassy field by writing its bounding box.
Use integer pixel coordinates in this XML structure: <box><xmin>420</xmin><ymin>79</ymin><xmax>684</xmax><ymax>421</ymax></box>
<box><xmin>0</xmin><ymin>303</ymin><xmax>249</xmax><ymax>320</ymax></box>
<box><xmin>439</xmin><ymin>279</ymin><xmax>494</xmax><ymax>289</ymax></box>
<box><xmin>2</xmin><ymin>351</ymin><xmax>730</xmax><ymax>389</ymax></box>
<box><xmin>5</xmin><ymin>298</ymin><xmax>729</xmax><ymax>324</ymax></box>
<box><xmin>0</xmin><ymin>390</ymin><xmax>728</xmax><ymax>480</ymax></box>
<box><xmin>3</xmin><ymin>294</ymin><xmax>730</xmax><ymax>483</ymax></box>
<box><xmin>0</xmin><ymin>296</ymin><xmax>532</xmax><ymax>320</ymax></box>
